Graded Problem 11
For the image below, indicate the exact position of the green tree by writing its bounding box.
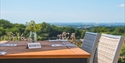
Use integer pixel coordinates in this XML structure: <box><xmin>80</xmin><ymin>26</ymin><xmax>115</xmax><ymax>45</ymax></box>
<box><xmin>75</xmin><ymin>29</ymin><xmax>81</xmax><ymax>39</ymax></box>
<box><xmin>0</xmin><ymin>19</ymin><xmax>13</xmax><ymax>28</ymax></box>
<box><xmin>119</xmin><ymin>44</ymin><xmax>125</xmax><ymax>63</ymax></box>
<box><xmin>49</xmin><ymin>25</ymin><xmax>60</xmax><ymax>37</ymax></box>
<box><xmin>92</xmin><ymin>27</ymin><xmax>109</xmax><ymax>33</ymax></box>
<box><xmin>0</xmin><ymin>27</ymin><xmax>5</xmax><ymax>36</ymax></box>
<box><xmin>120</xmin><ymin>44</ymin><xmax>125</xmax><ymax>56</ymax></box>
<box><xmin>80</xmin><ymin>30</ymin><xmax>86</xmax><ymax>38</ymax></box>
<box><xmin>111</xmin><ymin>27</ymin><xmax>125</xmax><ymax>35</ymax></box>
<box><xmin>40</xmin><ymin>22</ymin><xmax>51</xmax><ymax>33</ymax></box>
<box><xmin>13</xmin><ymin>23</ymin><xmax>26</xmax><ymax>34</ymax></box>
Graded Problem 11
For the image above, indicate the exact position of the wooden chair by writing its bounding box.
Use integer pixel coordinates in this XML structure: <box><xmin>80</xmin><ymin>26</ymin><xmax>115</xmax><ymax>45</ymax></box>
<box><xmin>93</xmin><ymin>33</ymin><xmax>125</xmax><ymax>63</ymax></box>
<box><xmin>81</xmin><ymin>32</ymin><xmax>101</xmax><ymax>63</ymax></box>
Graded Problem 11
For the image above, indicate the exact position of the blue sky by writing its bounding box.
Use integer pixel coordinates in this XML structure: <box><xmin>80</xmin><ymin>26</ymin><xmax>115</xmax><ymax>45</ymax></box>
<box><xmin>0</xmin><ymin>0</ymin><xmax>125</xmax><ymax>23</ymax></box>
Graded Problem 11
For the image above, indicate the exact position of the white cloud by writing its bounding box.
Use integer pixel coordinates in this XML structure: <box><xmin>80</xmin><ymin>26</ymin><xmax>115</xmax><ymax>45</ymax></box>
<box><xmin>117</xmin><ymin>4</ymin><xmax>125</xmax><ymax>7</ymax></box>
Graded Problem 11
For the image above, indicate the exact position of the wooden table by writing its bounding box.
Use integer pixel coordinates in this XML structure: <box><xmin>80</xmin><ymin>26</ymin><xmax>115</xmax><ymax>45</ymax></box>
<box><xmin>0</xmin><ymin>41</ymin><xmax>90</xmax><ymax>63</ymax></box>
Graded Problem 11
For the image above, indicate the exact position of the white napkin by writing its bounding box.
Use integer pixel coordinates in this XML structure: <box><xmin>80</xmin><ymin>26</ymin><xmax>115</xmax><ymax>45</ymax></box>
<box><xmin>51</xmin><ymin>44</ymin><xmax>76</xmax><ymax>47</ymax></box>
<box><xmin>49</xmin><ymin>40</ymin><xmax>68</xmax><ymax>42</ymax></box>
<box><xmin>0</xmin><ymin>51</ymin><xmax>6</xmax><ymax>55</ymax></box>
<box><xmin>0</xmin><ymin>44</ymin><xmax>17</xmax><ymax>46</ymax></box>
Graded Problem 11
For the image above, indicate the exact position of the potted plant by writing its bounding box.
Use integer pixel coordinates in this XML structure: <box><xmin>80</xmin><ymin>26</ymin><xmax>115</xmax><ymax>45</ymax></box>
<box><xmin>25</xmin><ymin>20</ymin><xmax>41</xmax><ymax>43</ymax></box>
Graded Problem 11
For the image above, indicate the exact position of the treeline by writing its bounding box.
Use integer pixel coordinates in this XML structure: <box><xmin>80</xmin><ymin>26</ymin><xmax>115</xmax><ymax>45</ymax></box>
<box><xmin>0</xmin><ymin>19</ymin><xmax>125</xmax><ymax>41</ymax></box>
<box><xmin>0</xmin><ymin>19</ymin><xmax>86</xmax><ymax>41</ymax></box>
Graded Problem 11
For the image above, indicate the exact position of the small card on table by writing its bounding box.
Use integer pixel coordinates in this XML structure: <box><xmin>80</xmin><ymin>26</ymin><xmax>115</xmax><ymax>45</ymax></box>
<box><xmin>27</xmin><ymin>43</ymin><xmax>41</xmax><ymax>49</ymax></box>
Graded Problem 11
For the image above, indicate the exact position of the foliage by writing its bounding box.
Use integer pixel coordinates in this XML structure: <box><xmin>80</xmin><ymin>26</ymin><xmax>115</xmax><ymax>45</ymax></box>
<box><xmin>37</xmin><ymin>36</ymin><xmax>42</xmax><ymax>40</ymax></box>
<box><xmin>80</xmin><ymin>30</ymin><xmax>86</xmax><ymax>38</ymax></box>
<box><xmin>0</xmin><ymin>19</ymin><xmax>13</xmax><ymax>28</ymax></box>
<box><xmin>25</xmin><ymin>20</ymin><xmax>41</xmax><ymax>32</ymax></box>
<box><xmin>118</xmin><ymin>58</ymin><xmax>125</xmax><ymax>63</ymax></box>
<box><xmin>0</xmin><ymin>27</ymin><xmax>5</xmax><ymax>36</ymax></box>
<box><xmin>118</xmin><ymin>44</ymin><xmax>125</xmax><ymax>63</ymax></box>
<box><xmin>92</xmin><ymin>27</ymin><xmax>109</xmax><ymax>33</ymax></box>
<box><xmin>120</xmin><ymin>44</ymin><xmax>125</xmax><ymax>56</ymax></box>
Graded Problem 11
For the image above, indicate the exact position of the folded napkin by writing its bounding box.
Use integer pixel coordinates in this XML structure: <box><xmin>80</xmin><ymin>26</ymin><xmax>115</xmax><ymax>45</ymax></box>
<box><xmin>0</xmin><ymin>51</ymin><xmax>6</xmax><ymax>55</ymax></box>
<box><xmin>49</xmin><ymin>39</ymin><xmax>68</xmax><ymax>42</ymax></box>
<box><xmin>51</xmin><ymin>44</ymin><xmax>76</xmax><ymax>47</ymax></box>
<box><xmin>0</xmin><ymin>44</ymin><xmax>17</xmax><ymax>46</ymax></box>
<box><xmin>60</xmin><ymin>40</ymin><xmax>68</xmax><ymax>42</ymax></box>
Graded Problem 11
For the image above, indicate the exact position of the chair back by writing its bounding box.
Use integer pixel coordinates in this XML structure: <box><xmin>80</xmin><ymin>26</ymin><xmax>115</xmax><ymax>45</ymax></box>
<box><xmin>81</xmin><ymin>32</ymin><xmax>101</xmax><ymax>63</ymax></box>
<box><xmin>93</xmin><ymin>34</ymin><xmax>125</xmax><ymax>63</ymax></box>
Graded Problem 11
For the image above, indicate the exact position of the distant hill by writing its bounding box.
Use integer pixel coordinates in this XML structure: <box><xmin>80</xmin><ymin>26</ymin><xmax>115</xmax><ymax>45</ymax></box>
<box><xmin>49</xmin><ymin>22</ymin><xmax>125</xmax><ymax>28</ymax></box>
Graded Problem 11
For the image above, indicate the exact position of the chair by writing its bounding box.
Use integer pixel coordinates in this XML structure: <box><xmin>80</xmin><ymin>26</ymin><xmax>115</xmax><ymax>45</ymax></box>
<box><xmin>81</xmin><ymin>32</ymin><xmax>101</xmax><ymax>63</ymax></box>
<box><xmin>93</xmin><ymin>33</ymin><xmax>125</xmax><ymax>63</ymax></box>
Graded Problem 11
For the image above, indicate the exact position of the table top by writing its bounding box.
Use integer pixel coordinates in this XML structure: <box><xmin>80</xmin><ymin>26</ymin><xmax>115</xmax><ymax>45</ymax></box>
<box><xmin>0</xmin><ymin>41</ymin><xmax>90</xmax><ymax>59</ymax></box>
